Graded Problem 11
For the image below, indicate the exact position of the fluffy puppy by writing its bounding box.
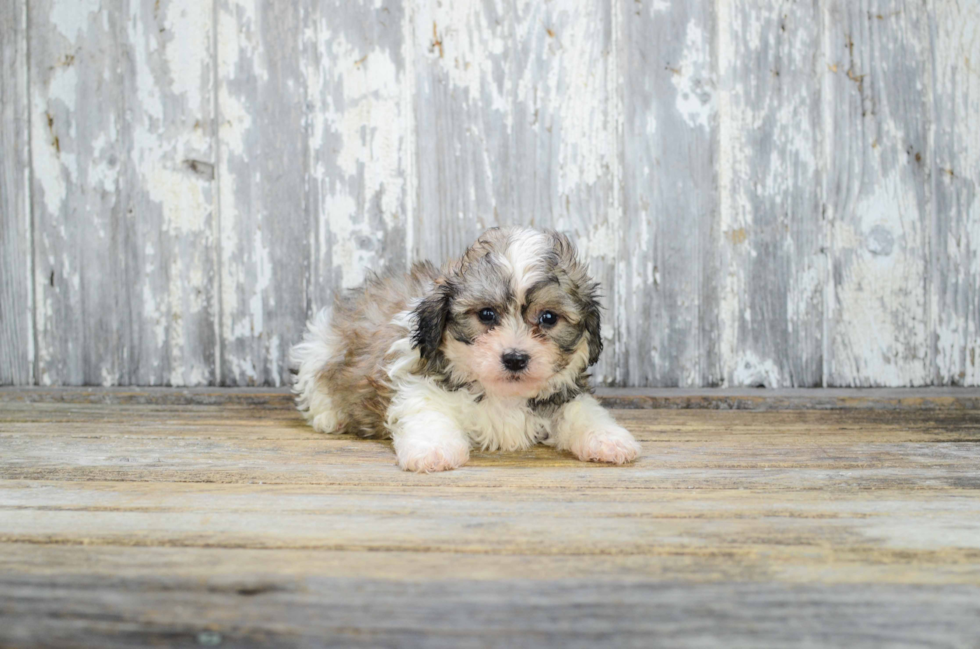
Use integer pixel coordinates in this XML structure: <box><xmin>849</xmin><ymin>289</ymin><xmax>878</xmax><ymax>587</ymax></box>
<box><xmin>291</xmin><ymin>227</ymin><xmax>641</xmax><ymax>472</ymax></box>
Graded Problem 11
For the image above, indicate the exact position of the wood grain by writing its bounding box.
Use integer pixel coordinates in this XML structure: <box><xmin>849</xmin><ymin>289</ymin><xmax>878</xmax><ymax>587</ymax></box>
<box><xmin>216</xmin><ymin>0</ymin><xmax>310</xmax><ymax>387</ymax></box>
<box><xmin>5</xmin><ymin>385</ymin><xmax>980</xmax><ymax>410</ymax></box>
<box><xmin>0</xmin><ymin>392</ymin><xmax>979</xmax><ymax>646</ymax></box>
<box><xmin>28</xmin><ymin>0</ymin><xmax>218</xmax><ymax>387</ymax></box>
<box><xmin>412</xmin><ymin>0</ymin><xmax>513</xmax><ymax>265</ymax></box>
<box><xmin>305</xmin><ymin>0</ymin><xmax>413</xmax><ymax>312</ymax></box>
<box><xmin>3</xmin><ymin>569</ymin><xmax>977</xmax><ymax>648</ymax></box>
<box><xmin>931</xmin><ymin>1</ymin><xmax>980</xmax><ymax>386</ymax></box>
<box><xmin>0</xmin><ymin>0</ymin><xmax>32</xmax><ymax>386</ymax></box>
<box><xmin>824</xmin><ymin>0</ymin><xmax>933</xmax><ymax>386</ymax></box>
<box><xmin>621</xmin><ymin>0</ymin><xmax>711</xmax><ymax>386</ymax></box>
<box><xmin>714</xmin><ymin>0</ymin><xmax>824</xmax><ymax>388</ymax></box>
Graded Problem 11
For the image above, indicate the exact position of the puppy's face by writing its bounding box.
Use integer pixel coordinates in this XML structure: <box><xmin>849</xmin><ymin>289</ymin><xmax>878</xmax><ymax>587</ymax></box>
<box><xmin>413</xmin><ymin>228</ymin><xmax>601</xmax><ymax>398</ymax></box>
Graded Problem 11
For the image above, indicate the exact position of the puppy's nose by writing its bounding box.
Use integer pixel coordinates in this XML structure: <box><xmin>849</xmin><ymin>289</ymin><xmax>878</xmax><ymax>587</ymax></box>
<box><xmin>501</xmin><ymin>351</ymin><xmax>530</xmax><ymax>372</ymax></box>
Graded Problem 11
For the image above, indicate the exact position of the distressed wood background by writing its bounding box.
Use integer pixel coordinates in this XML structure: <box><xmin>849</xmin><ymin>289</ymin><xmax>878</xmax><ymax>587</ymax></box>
<box><xmin>1</xmin><ymin>0</ymin><xmax>978</xmax><ymax>388</ymax></box>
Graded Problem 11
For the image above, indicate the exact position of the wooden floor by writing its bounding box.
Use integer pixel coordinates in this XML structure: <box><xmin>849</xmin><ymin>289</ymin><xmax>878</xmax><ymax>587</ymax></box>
<box><xmin>2</xmin><ymin>388</ymin><xmax>979</xmax><ymax>648</ymax></box>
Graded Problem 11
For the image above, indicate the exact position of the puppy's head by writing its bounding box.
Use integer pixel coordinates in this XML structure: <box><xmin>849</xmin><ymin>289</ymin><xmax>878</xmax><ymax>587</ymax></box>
<box><xmin>412</xmin><ymin>227</ymin><xmax>601</xmax><ymax>398</ymax></box>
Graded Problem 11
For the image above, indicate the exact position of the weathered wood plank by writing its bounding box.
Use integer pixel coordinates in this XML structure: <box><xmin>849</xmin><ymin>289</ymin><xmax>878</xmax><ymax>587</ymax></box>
<box><xmin>304</xmin><ymin>0</ymin><xmax>413</xmax><ymax>312</ymax></box>
<box><xmin>2</xmin><ymin>441</ymin><xmax>978</xmax><ymax>489</ymax></box>
<box><xmin>931</xmin><ymin>1</ymin><xmax>980</xmax><ymax>386</ymax></box>
<box><xmin>216</xmin><ymin>0</ymin><xmax>311</xmax><ymax>386</ymax></box>
<box><xmin>711</xmin><ymin>0</ymin><xmax>824</xmax><ymax>388</ymax></box>
<box><xmin>621</xmin><ymin>0</ymin><xmax>713</xmax><ymax>387</ymax></box>
<box><xmin>4</xmin><ymin>403</ymin><xmax>980</xmax><ymax>441</ymax></box>
<box><xmin>29</xmin><ymin>0</ymin><xmax>217</xmax><ymax>387</ymax></box>
<box><xmin>5</xmin><ymin>386</ymin><xmax>980</xmax><ymax>410</ymax></box>
<box><xmin>3</xmin><ymin>543</ymin><xmax>978</xmax><ymax>588</ymax></box>
<box><xmin>2</xmin><ymin>572</ymin><xmax>977</xmax><ymax>649</ymax></box>
<box><xmin>2</xmin><ymin>480</ymin><xmax>979</xmax><ymax>555</ymax></box>
<box><xmin>218</xmin><ymin>0</ymin><xmax>413</xmax><ymax>387</ymax></box>
<box><xmin>824</xmin><ymin>1</ymin><xmax>934</xmax><ymax>386</ymax></box>
<box><xmin>0</xmin><ymin>0</ymin><xmax>32</xmax><ymax>386</ymax></box>
<box><xmin>412</xmin><ymin>0</ymin><xmax>513</xmax><ymax>264</ymax></box>
<box><xmin>2</xmin><ymin>403</ymin><xmax>979</xmax><ymax>490</ymax></box>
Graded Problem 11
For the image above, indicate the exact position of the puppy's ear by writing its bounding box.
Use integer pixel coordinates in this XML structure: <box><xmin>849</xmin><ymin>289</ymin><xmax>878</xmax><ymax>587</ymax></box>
<box><xmin>412</xmin><ymin>282</ymin><xmax>454</xmax><ymax>363</ymax></box>
<box><xmin>548</xmin><ymin>230</ymin><xmax>604</xmax><ymax>366</ymax></box>
<box><xmin>583</xmin><ymin>292</ymin><xmax>603</xmax><ymax>367</ymax></box>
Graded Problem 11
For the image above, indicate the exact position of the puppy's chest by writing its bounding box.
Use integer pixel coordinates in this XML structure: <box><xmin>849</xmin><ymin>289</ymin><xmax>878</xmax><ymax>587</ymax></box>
<box><xmin>458</xmin><ymin>395</ymin><xmax>551</xmax><ymax>452</ymax></box>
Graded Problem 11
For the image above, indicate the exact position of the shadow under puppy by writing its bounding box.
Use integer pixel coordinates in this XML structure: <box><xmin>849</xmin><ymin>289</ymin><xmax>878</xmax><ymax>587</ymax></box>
<box><xmin>291</xmin><ymin>227</ymin><xmax>641</xmax><ymax>472</ymax></box>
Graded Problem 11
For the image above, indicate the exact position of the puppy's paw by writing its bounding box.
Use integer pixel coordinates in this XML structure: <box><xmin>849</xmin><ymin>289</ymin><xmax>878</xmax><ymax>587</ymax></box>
<box><xmin>311</xmin><ymin>411</ymin><xmax>341</xmax><ymax>434</ymax></box>
<box><xmin>395</xmin><ymin>435</ymin><xmax>470</xmax><ymax>473</ymax></box>
<box><xmin>571</xmin><ymin>426</ymin><xmax>641</xmax><ymax>465</ymax></box>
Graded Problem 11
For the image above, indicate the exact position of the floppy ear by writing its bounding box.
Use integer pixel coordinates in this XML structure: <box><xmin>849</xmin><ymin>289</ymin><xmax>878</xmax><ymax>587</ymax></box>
<box><xmin>411</xmin><ymin>282</ymin><xmax>454</xmax><ymax>363</ymax></box>
<box><xmin>550</xmin><ymin>230</ymin><xmax>604</xmax><ymax>366</ymax></box>
<box><xmin>583</xmin><ymin>293</ymin><xmax>603</xmax><ymax>367</ymax></box>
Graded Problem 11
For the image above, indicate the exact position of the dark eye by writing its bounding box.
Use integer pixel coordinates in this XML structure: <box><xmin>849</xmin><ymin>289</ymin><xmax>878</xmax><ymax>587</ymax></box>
<box><xmin>538</xmin><ymin>311</ymin><xmax>559</xmax><ymax>327</ymax></box>
<box><xmin>478</xmin><ymin>308</ymin><xmax>497</xmax><ymax>324</ymax></box>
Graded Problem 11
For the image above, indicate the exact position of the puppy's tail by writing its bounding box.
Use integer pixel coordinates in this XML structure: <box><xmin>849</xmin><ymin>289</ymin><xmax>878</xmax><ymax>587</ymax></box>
<box><xmin>290</xmin><ymin>307</ymin><xmax>341</xmax><ymax>430</ymax></box>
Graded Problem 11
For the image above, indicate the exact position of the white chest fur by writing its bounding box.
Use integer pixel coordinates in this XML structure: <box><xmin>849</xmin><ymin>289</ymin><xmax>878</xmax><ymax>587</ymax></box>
<box><xmin>455</xmin><ymin>393</ymin><xmax>552</xmax><ymax>452</ymax></box>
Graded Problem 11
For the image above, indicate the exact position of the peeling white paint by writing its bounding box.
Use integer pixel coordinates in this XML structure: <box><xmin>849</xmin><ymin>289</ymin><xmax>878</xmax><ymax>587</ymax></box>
<box><xmin>832</xmin><ymin>169</ymin><xmax>929</xmax><ymax>386</ymax></box>
<box><xmin>732</xmin><ymin>351</ymin><xmax>782</xmax><ymax>388</ymax></box>
<box><xmin>429</xmin><ymin>0</ymin><xmax>511</xmax><ymax>119</ymax></box>
<box><xmin>15</xmin><ymin>0</ymin><xmax>979</xmax><ymax>389</ymax></box>
<box><xmin>164</xmin><ymin>1</ymin><xmax>211</xmax><ymax>113</ymax></box>
<box><xmin>49</xmin><ymin>0</ymin><xmax>99</xmax><ymax>41</ymax></box>
<box><xmin>30</xmin><ymin>89</ymin><xmax>67</xmax><ymax>216</ymax></box>
<box><xmin>671</xmin><ymin>20</ymin><xmax>715</xmax><ymax>130</ymax></box>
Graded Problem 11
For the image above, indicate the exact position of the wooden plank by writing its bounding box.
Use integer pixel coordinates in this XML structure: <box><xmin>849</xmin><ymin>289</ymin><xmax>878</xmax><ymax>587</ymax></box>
<box><xmin>4</xmin><ymin>403</ymin><xmax>980</xmax><ymax>441</ymax></box>
<box><xmin>412</xmin><ymin>0</ymin><xmax>514</xmax><ymax>264</ymax></box>
<box><xmin>2</xmin><ymin>403</ymin><xmax>979</xmax><ymax>490</ymax></box>
<box><xmin>216</xmin><ymin>0</ymin><xmax>310</xmax><ymax>387</ymax></box>
<box><xmin>824</xmin><ymin>1</ymin><xmax>933</xmax><ymax>386</ymax></box>
<box><xmin>2</xmin><ymin>442</ymin><xmax>978</xmax><ymax>489</ymax></box>
<box><xmin>2</xmin><ymin>479</ymin><xmax>979</xmax><ymax>554</ymax></box>
<box><xmin>931</xmin><ymin>2</ymin><xmax>980</xmax><ymax>386</ymax></box>
<box><xmin>621</xmin><ymin>0</ymin><xmax>713</xmax><ymax>386</ymax></box>
<box><xmin>5</xmin><ymin>386</ymin><xmax>980</xmax><ymax>410</ymax></box>
<box><xmin>218</xmin><ymin>0</ymin><xmax>413</xmax><ymax>387</ymax></box>
<box><xmin>711</xmin><ymin>0</ymin><xmax>823</xmax><ymax>387</ymax></box>
<box><xmin>304</xmin><ymin>0</ymin><xmax>413</xmax><ymax>316</ymax></box>
<box><xmin>2</xmin><ymin>570</ymin><xmax>977</xmax><ymax>649</ymax></box>
<box><xmin>0</xmin><ymin>0</ymin><xmax>32</xmax><ymax>386</ymax></box>
<box><xmin>3</xmin><ymin>543</ymin><xmax>978</xmax><ymax>588</ymax></box>
<box><xmin>29</xmin><ymin>0</ymin><xmax>217</xmax><ymax>387</ymax></box>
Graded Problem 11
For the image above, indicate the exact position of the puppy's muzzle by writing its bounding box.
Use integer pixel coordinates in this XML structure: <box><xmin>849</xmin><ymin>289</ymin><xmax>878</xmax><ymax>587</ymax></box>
<box><xmin>501</xmin><ymin>350</ymin><xmax>530</xmax><ymax>373</ymax></box>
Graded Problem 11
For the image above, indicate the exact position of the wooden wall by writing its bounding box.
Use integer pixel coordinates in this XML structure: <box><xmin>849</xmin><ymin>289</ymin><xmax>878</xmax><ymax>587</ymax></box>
<box><xmin>1</xmin><ymin>0</ymin><xmax>977</xmax><ymax>387</ymax></box>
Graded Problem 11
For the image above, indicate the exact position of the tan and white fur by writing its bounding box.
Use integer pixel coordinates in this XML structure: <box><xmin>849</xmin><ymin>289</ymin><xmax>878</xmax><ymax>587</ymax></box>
<box><xmin>291</xmin><ymin>227</ymin><xmax>640</xmax><ymax>472</ymax></box>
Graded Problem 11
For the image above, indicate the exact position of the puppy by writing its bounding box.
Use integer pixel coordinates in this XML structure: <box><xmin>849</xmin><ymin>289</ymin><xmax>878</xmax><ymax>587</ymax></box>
<box><xmin>291</xmin><ymin>227</ymin><xmax>640</xmax><ymax>472</ymax></box>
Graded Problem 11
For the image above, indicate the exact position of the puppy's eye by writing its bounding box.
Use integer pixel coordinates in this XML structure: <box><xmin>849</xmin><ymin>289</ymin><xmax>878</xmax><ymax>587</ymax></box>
<box><xmin>538</xmin><ymin>311</ymin><xmax>559</xmax><ymax>327</ymax></box>
<box><xmin>477</xmin><ymin>308</ymin><xmax>497</xmax><ymax>324</ymax></box>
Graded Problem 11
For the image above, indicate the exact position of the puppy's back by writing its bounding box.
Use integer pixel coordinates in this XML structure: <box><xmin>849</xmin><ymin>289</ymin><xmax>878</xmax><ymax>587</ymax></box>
<box><xmin>293</xmin><ymin>262</ymin><xmax>440</xmax><ymax>438</ymax></box>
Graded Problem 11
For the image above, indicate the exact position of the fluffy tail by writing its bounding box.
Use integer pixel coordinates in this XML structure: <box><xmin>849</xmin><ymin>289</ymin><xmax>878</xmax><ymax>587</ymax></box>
<box><xmin>290</xmin><ymin>307</ymin><xmax>342</xmax><ymax>432</ymax></box>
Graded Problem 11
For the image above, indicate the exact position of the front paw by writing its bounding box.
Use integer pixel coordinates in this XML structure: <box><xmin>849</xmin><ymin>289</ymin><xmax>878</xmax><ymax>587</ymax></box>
<box><xmin>394</xmin><ymin>435</ymin><xmax>470</xmax><ymax>473</ymax></box>
<box><xmin>571</xmin><ymin>426</ymin><xmax>641</xmax><ymax>465</ymax></box>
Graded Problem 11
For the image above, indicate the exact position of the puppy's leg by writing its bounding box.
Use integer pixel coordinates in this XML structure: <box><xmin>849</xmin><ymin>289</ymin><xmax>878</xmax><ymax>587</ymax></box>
<box><xmin>388</xmin><ymin>384</ymin><xmax>471</xmax><ymax>473</ymax></box>
<box><xmin>551</xmin><ymin>394</ymin><xmax>641</xmax><ymax>464</ymax></box>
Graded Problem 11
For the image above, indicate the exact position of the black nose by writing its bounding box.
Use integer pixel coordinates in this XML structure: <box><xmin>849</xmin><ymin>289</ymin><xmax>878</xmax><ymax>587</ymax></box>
<box><xmin>501</xmin><ymin>351</ymin><xmax>530</xmax><ymax>372</ymax></box>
